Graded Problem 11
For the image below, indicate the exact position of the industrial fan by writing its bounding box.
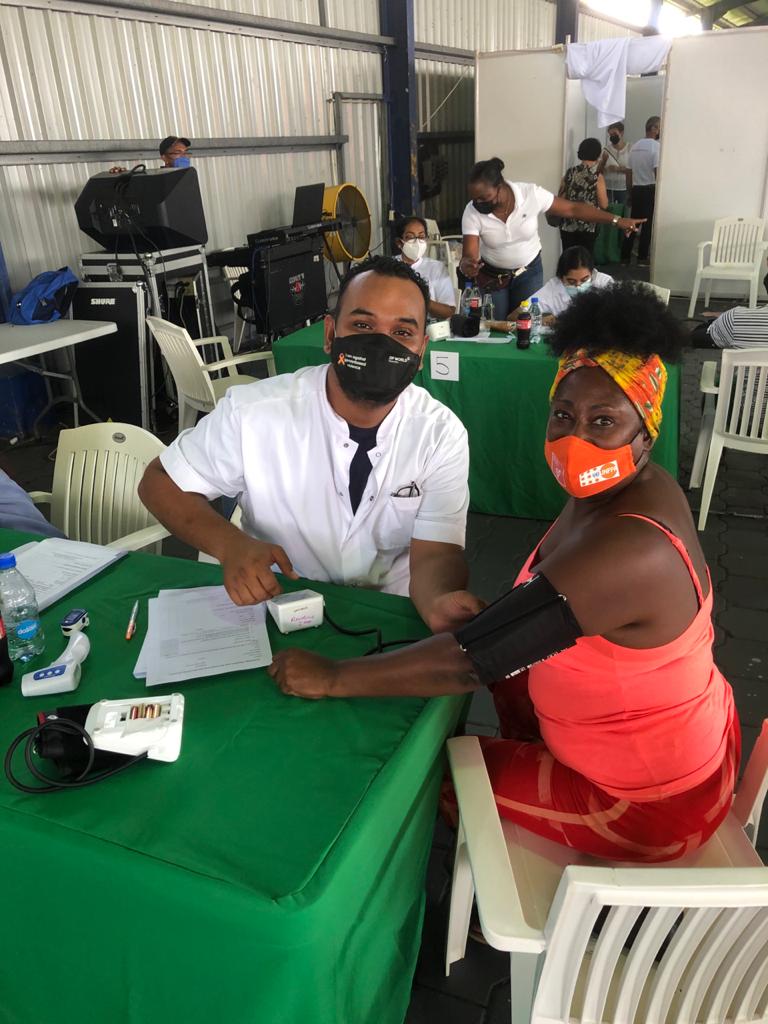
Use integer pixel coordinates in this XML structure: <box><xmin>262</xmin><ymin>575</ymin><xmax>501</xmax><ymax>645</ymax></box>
<box><xmin>322</xmin><ymin>183</ymin><xmax>371</xmax><ymax>262</ymax></box>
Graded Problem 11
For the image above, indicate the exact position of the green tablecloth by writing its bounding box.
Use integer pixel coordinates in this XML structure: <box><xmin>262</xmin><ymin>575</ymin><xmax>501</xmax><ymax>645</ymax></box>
<box><xmin>273</xmin><ymin>323</ymin><xmax>681</xmax><ymax>520</ymax></box>
<box><xmin>0</xmin><ymin>530</ymin><xmax>463</xmax><ymax>1024</ymax></box>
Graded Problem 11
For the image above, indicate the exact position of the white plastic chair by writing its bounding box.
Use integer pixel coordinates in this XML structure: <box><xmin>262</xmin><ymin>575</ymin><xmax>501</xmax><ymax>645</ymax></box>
<box><xmin>688</xmin><ymin>348</ymin><xmax>768</xmax><ymax>530</ymax></box>
<box><xmin>428</xmin><ymin>233</ymin><xmax>462</xmax><ymax>295</ymax></box>
<box><xmin>221</xmin><ymin>264</ymin><xmax>249</xmax><ymax>353</ymax></box>
<box><xmin>146</xmin><ymin>317</ymin><xmax>275</xmax><ymax>434</ymax></box>
<box><xmin>524</xmin><ymin>865</ymin><xmax>768</xmax><ymax>1024</ymax></box>
<box><xmin>644</xmin><ymin>282</ymin><xmax>671</xmax><ymax>305</ymax></box>
<box><xmin>688</xmin><ymin>217</ymin><xmax>768</xmax><ymax>318</ymax></box>
<box><xmin>445</xmin><ymin>723</ymin><xmax>768</xmax><ymax>1023</ymax></box>
<box><xmin>28</xmin><ymin>423</ymin><xmax>169</xmax><ymax>552</ymax></box>
<box><xmin>689</xmin><ymin>358</ymin><xmax>722</xmax><ymax>492</ymax></box>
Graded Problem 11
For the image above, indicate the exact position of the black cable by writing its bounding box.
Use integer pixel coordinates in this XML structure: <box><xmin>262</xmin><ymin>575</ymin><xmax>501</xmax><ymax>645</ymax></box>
<box><xmin>363</xmin><ymin>637</ymin><xmax>423</xmax><ymax>656</ymax></box>
<box><xmin>322</xmin><ymin>608</ymin><xmax>421</xmax><ymax>657</ymax></box>
<box><xmin>126</xmin><ymin>215</ymin><xmax>169</xmax><ymax>291</ymax></box>
<box><xmin>323</xmin><ymin>607</ymin><xmax>382</xmax><ymax>653</ymax></box>
<box><xmin>5</xmin><ymin>719</ymin><xmax>148</xmax><ymax>794</ymax></box>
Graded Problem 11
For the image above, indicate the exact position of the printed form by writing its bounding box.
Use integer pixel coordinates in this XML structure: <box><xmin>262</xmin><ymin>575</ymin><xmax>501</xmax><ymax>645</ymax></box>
<box><xmin>136</xmin><ymin>586</ymin><xmax>273</xmax><ymax>687</ymax></box>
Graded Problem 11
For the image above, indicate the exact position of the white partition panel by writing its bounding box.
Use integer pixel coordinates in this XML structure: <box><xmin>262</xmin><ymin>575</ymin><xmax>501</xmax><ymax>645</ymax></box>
<box><xmin>475</xmin><ymin>48</ymin><xmax>566</xmax><ymax>282</ymax></box>
<box><xmin>564</xmin><ymin>78</ymin><xmax>588</xmax><ymax>172</ymax></box>
<box><xmin>653</xmin><ymin>29</ymin><xmax>768</xmax><ymax>299</ymax></box>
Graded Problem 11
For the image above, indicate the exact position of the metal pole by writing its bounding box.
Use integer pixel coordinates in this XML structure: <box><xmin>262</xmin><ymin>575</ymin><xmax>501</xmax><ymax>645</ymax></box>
<box><xmin>379</xmin><ymin>0</ymin><xmax>419</xmax><ymax>217</ymax></box>
<box><xmin>0</xmin><ymin>241</ymin><xmax>11</xmax><ymax>322</ymax></box>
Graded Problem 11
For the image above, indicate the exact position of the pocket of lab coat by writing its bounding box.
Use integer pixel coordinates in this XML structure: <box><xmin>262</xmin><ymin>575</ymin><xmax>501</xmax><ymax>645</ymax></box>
<box><xmin>374</xmin><ymin>495</ymin><xmax>422</xmax><ymax>551</ymax></box>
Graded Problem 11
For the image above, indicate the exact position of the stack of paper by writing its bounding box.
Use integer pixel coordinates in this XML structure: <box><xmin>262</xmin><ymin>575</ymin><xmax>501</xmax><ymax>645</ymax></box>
<box><xmin>12</xmin><ymin>538</ymin><xmax>124</xmax><ymax>610</ymax></box>
<box><xmin>134</xmin><ymin>585</ymin><xmax>273</xmax><ymax>688</ymax></box>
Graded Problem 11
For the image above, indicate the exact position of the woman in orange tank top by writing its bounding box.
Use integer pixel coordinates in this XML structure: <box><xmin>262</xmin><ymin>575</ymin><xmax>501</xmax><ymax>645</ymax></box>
<box><xmin>268</xmin><ymin>281</ymin><xmax>739</xmax><ymax>862</ymax></box>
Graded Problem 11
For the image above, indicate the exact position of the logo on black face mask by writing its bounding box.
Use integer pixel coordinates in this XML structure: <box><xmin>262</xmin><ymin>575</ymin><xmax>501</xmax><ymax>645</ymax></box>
<box><xmin>330</xmin><ymin>333</ymin><xmax>420</xmax><ymax>406</ymax></box>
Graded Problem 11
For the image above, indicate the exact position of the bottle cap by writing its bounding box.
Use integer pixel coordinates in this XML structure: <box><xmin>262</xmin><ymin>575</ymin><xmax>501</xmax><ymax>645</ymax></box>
<box><xmin>531</xmin><ymin>297</ymin><xmax>539</xmax><ymax>304</ymax></box>
<box><xmin>0</xmin><ymin>553</ymin><xmax>17</xmax><ymax>570</ymax></box>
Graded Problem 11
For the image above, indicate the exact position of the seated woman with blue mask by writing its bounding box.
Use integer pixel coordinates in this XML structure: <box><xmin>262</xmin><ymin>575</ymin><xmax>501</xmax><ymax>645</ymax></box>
<box><xmin>512</xmin><ymin>246</ymin><xmax>613</xmax><ymax>326</ymax></box>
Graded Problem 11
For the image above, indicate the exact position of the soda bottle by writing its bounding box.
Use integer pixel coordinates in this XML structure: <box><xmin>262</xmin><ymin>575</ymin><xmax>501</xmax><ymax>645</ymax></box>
<box><xmin>468</xmin><ymin>286</ymin><xmax>482</xmax><ymax>318</ymax></box>
<box><xmin>460</xmin><ymin>286</ymin><xmax>472</xmax><ymax>317</ymax></box>
<box><xmin>516</xmin><ymin>300</ymin><xmax>532</xmax><ymax>350</ymax></box>
<box><xmin>0</xmin><ymin>615</ymin><xmax>13</xmax><ymax>686</ymax></box>
<box><xmin>530</xmin><ymin>297</ymin><xmax>542</xmax><ymax>343</ymax></box>
<box><xmin>0</xmin><ymin>553</ymin><xmax>45</xmax><ymax>663</ymax></box>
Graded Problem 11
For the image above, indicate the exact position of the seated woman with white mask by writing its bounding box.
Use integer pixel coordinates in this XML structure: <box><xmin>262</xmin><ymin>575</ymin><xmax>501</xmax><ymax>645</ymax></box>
<box><xmin>394</xmin><ymin>215</ymin><xmax>457</xmax><ymax>320</ymax></box>
<box><xmin>512</xmin><ymin>246</ymin><xmax>613</xmax><ymax>326</ymax></box>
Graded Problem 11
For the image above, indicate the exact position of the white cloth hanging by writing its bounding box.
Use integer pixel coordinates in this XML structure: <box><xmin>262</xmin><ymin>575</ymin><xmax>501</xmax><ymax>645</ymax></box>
<box><xmin>566</xmin><ymin>36</ymin><xmax>671</xmax><ymax>127</ymax></box>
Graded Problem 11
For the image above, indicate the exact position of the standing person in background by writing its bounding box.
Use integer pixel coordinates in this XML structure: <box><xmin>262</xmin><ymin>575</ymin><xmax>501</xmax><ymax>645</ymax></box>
<box><xmin>597</xmin><ymin>121</ymin><xmax>632</xmax><ymax>206</ymax></box>
<box><xmin>109</xmin><ymin>134</ymin><xmax>191</xmax><ymax>174</ymax></box>
<box><xmin>393</xmin><ymin>215</ymin><xmax>456</xmax><ymax>320</ymax></box>
<box><xmin>622</xmin><ymin>117</ymin><xmax>661</xmax><ymax>267</ymax></box>
<box><xmin>460</xmin><ymin>157</ymin><xmax>644</xmax><ymax>320</ymax></box>
<box><xmin>158</xmin><ymin>136</ymin><xmax>191</xmax><ymax>168</ymax></box>
<box><xmin>557</xmin><ymin>138</ymin><xmax>609</xmax><ymax>255</ymax></box>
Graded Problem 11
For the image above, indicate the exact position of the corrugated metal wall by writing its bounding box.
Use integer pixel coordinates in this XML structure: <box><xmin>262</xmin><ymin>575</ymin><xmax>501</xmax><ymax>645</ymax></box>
<box><xmin>165</xmin><ymin>0</ymin><xmax>319</xmax><ymax>22</ymax></box>
<box><xmin>415</xmin><ymin>0</ymin><xmax>556</xmax><ymax>50</ymax></box>
<box><xmin>0</xmin><ymin>0</ymin><xmax>650</xmax><ymax>290</ymax></box>
<box><xmin>0</xmin><ymin>1</ymin><xmax>382</xmax><ymax>290</ymax></box>
<box><xmin>578</xmin><ymin>11</ymin><xmax>642</xmax><ymax>40</ymax></box>
<box><xmin>162</xmin><ymin>0</ymin><xmax>380</xmax><ymax>33</ymax></box>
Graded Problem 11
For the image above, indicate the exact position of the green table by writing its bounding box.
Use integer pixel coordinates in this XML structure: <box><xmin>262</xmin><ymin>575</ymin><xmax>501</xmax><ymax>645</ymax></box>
<box><xmin>274</xmin><ymin>324</ymin><xmax>680</xmax><ymax>520</ymax></box>
<box><xmin>0</xmin><ymin>530</ymin><xmax>464</xmax><ymax>1024</ymax></box>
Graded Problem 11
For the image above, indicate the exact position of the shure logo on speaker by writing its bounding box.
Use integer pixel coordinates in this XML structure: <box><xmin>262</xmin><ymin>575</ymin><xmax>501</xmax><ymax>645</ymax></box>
<box><xmin>91</xmin><ymin>298</ymin><xmax>116</xmax><ymax>305</ymax></box>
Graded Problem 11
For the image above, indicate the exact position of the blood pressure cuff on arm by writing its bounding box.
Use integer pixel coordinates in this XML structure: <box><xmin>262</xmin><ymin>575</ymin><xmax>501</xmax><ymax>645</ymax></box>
<box><xmin>454</xmin><ymin>574</ymin><xmax>582</xmax><ymax>686</ymax></box>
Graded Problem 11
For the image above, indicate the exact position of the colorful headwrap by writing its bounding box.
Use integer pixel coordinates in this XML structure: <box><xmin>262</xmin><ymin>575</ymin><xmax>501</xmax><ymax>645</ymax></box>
<box><xmin>549</xmin><ymin>348</ymin><xmax>668</xmax><ymax>439</ymax></box>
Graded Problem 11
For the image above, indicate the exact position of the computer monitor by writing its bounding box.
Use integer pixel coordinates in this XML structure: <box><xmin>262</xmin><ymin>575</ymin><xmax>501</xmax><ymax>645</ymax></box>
<box><xmin>291</xmin><ymin>183</ymin><xmax>325</xmax><ymax>227</ymax></box>
<box><xmin>74</xmin><ymin>167</ymin><xmax>208</xmax><ymax>251</ymax></box>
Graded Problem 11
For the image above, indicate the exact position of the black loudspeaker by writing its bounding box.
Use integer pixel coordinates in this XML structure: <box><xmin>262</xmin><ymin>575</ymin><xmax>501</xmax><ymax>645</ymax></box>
<box><xmin>71</xmin><ymin>282</ymin><xmax>149</xmax><ymax>427</ymax></box>
<box><xmin>247</xmin><ymin>237</ymin><xmax>327</xmax><ymax>335</ymax></box>
<box><xmin>74</xmin><ymin>167</ymin><xmax>208</xmax><ymax>251</ymax></box>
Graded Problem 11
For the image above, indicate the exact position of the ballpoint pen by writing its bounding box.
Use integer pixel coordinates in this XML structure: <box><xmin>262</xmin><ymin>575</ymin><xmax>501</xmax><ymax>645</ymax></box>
<box><xmin>125</xmin><ymin>600</ymin><xmax>139</xmax><ymax>641</ymax></box>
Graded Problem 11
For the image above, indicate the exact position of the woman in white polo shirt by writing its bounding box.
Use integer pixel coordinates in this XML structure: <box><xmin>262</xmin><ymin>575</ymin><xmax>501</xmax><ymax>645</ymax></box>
<box><xmin>460</xmin><ymin>157</ymin><xmax>643</xmax><ymax>319</ymax></box>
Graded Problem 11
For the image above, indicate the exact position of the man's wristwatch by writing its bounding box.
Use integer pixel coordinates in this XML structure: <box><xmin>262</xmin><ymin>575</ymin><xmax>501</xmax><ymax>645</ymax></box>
<box><xmin>611</xmin><ymin>215</ymin><xmax>620</xmax><ymax>226</ymax></box>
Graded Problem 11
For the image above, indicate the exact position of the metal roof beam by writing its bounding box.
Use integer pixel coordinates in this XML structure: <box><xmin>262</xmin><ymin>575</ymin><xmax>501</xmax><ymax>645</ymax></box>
<box><xmin>701</xmin><ymin>1</ymin><xmax>742</xmax><ymax>29</ymax></box>
<box><xmin>0</xmin><ymin>136</ymin><xmax>348</xmax><ymax>166</ymax></box>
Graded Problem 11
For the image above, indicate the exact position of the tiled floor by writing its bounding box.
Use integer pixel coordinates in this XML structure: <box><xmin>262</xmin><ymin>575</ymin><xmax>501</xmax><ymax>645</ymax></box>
<box><xmin>2</xmin><ymin>284</ymin><xmax>766</xmax><ymax>1024</ymax></box>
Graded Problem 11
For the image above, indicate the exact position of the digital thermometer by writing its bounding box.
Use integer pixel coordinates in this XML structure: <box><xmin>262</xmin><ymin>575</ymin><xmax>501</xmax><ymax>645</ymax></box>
<box><xmin>21</xmin><ymin>632</ymin><xmax>91</xmax><ymax>697</ymax></box>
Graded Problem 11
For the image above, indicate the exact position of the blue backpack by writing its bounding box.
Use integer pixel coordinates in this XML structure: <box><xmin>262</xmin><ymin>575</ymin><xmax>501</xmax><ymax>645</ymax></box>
<box><xmin>9</xmin><ymin>267</ymin><xmax>79</xmax><ymax>325</ymax></box>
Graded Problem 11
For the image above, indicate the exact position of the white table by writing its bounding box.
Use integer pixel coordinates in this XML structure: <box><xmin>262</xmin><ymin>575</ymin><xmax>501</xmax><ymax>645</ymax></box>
<box><xmin>0</xmin><ymin>319</ymin><xmax>117</xmax><ymax>433</ymax></box>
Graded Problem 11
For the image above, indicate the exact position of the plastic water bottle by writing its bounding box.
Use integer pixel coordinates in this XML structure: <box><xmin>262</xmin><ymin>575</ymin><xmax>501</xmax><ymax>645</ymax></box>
<box><xmin>516</xmin><ymin>300</ymin><xmax>532</xmax><ymax>350</ymax></box>
<box><xmin>460</xmin><ymin>286</ymin><xmax>472</xmax><ymax>316</ymax></box>
<box><xmin>0</xmin><ymin>615</ymin><xmax>13</xmax><ymax>686</ymax></box>
<box><xmin>0</xmin><ymin>553</ymin><xmax>45</xmax><ymax>663</ymax></box>
<box><xmin>530</xmin><ymin>297</ymin><xmax>542</xmax><ymax>343</ymax></box>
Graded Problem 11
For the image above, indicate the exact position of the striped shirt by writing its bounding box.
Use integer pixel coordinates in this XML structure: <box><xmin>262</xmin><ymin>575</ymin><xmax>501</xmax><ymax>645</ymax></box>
<box><xmin>707</xmin><ymin>305</ymin><xmax>768</xmax><ymax>349</ymax></box>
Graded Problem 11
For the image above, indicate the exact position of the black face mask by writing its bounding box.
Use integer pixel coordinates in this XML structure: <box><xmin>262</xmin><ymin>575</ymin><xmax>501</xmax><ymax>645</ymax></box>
<box><xmin>609</xmin><ymin>133</ymin><xmax>620</xmax><ymax>145</ymax></box>
<box><xmin>473</xmin><ymin>197</ymin><xmax>495</xmax><ymax>215</ymax></box>
<box><xmin>330</xmin><ymin>333</ymin><xmax>421</xmax><ymax>405</ymax></box>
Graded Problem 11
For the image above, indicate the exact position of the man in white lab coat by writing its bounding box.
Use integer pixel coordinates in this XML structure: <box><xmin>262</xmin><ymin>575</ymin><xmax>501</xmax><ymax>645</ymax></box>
<box><xmin>139</xmin><ymin>256</ymin><xmax>481</xmax><ymax>634</ymax></box>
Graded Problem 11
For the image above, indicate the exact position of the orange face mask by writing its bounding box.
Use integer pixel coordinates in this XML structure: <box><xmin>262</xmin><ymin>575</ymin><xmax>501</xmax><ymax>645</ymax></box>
<box><xmin>544</xmin><ymin>433</ymin><xmax>639</xmax><ymax>498</ymax></box>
